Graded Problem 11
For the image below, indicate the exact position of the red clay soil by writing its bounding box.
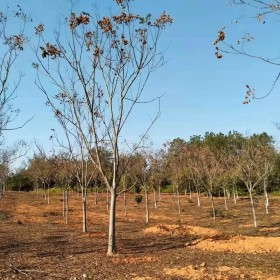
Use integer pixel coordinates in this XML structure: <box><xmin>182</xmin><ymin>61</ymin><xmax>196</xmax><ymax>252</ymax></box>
<box><xmin>1</xmin><ymin>191</ymin><xmax>280</xmax><ymax>279</ymax></box>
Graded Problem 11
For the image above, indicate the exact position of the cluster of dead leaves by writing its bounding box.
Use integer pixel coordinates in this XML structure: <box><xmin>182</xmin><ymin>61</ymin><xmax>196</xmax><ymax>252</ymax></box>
<box><xmin>7</xmin><ymin>34</ymin><xmax>25</xmax><ymax>50</ymax></box>
<box><xmin>40</xmin><ymin>43</ymin><xmax>60</xmax><ymax>59</ymax></box>
<box><xmin>69</xmin><ymin>13</ymin><xmax>90</xmax><ymax>30</ymax></box>
<box><xmin>112</xmin><ymin>12</ymin><xmax>139</xmax><ymax>24</ymax></box>
<box><xmin>213</xmin><ymin>28</ymin><xmax>225</xmax><ymax>59</ymax></box>
<box><xmin>153</xmin><ymin>11</ymin><xmax>173</xmax><ymax>29</ymax></box>
<box><xmin>98</xmin><ymin>17</ymin><xmax>113</xmax><ymax>33</ymax></box>
<box><xmin>243</xmin><ymin>84</ymin><xmax>255</xmax><ymax>104</ymax></box>
<box><xmin>35</xmin><ymin>23</ymin><xmax>44</xmax><ymax>35</ymax></box>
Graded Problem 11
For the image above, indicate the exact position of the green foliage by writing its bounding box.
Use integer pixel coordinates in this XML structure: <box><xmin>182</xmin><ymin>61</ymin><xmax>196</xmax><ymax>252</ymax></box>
<box><xmin>7</xmin><ymin>171</ymin><xmax>33</xmax><ymax>191</ymax></box>
<box><xmin>161</xmin><ymin>184</ymin><xmax>175</xmax><ymax>193</ymax></box>
<box><xmin>271</xmin><ymin>190</ymin><xmax>280</xmax><ymax>196</ymax></box>
<box><xmin>211</xmin><ymin>208</ymin><xmax>227</xmax><ymax>218</ymax></box>
<box><xmin>49</xmin><ymin>187</ymin><xmax>63</xmax><ymax>194</ymax></box>
<box><xmin>135</xmin><ymin>194</ymin><xmax>143</xmax><ymax>204</ymax></box>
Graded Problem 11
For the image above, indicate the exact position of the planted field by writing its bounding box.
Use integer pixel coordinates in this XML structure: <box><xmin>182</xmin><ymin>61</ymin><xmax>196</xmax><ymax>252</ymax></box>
<box><xmin>1</xmin><ymin>191</ymin><xmax>280</xmax><ymax>279</ymax></box>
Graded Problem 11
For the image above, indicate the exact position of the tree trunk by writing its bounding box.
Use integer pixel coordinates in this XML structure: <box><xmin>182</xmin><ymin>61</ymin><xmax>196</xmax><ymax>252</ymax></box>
<box><xmin>264</xmin><ymin>179</ymin><xmax>269</xmax><ymax>214</ymax></box>
<box><xmin>249</xmin><ymin>190</ymin><xmax>257</xmax><ymax>228</ymax></box>
<box><xmin>47</xmin><ymin>184</ymin><xmax>50</xmax><ymax>205</ymax></box>
<box><xmin>62</xmin><ymin>190</ymin><xmax>65</xmax><ymax>217</ymax></box>
<box><xmin>65</xmin><ymin>189</ymin><xmax>69</xmax><ymax>225</ymax></box>
<box><xmin>210</xmin><ymin>192</ymin><xmax>216</xmax><ymax>219</ymax></box>
<box><xmin>95</xmin><ymin>187</ymin><xmax>98</xmax><ymax>205</ymax></box>
<box><xmin>153</xmin><ymin>190</ymin><xmax>157</xmax><ymax>209</ymax></box>
<box><xmin>189</xmin><ymin>183</ymin><xmax>192</xmax><ymax>200</ymax></box>
<box><xmin>223</xmin><ymin>188</ymin><xmax>228</xmax><ymax>211</ymax></box>
<box><xmin>233</xmin><ymin>191</ymin><xmax>237</xmax><ymax>204</ymax></box>
<box><xmin>106</xmin><ymin>188</ymin><xmax>109</xmax><ymax>211</ymax></box>
<box><xmin>158</xmin><ymin>185</ymin><xmax>161</xmax><ymax>201</ymax></box>
<box><xmin>177</xmin><ymin>189</ymin><xmax>181</xmax><ymax>215</ymax></box>
<box><xmin>43</xmin><ymin>182</ymin><xmax>46</xmax><ymax>200</ymax></box>
<box><xmin>107</xmin><ymin>187</ymin><xmax>117</xmax><ymax>255</ymax></box>
<box><xmin>196</xmin><ymin>186</ymin><xmax>201</xmax><ymax>207</ymax></box>
<box><xmin>172</xmin><ymin>185</ymin><xmax>176</xmax><ymax>197</ymax></box>
<box><xmin>123</xmin><ymin>190</ymin><xmax>127</xmax><ymax>217</ymax></box>
<box><xmin>227</xmin><ymin>189</ymin><xmax>230</xmax><ymax>198</ymax></box>
<box><xmin>36</xmin><ymin>182</ymin><xmax>39</xmax><ymax>198</ymax></box>
<box><xmin>145</xmin><ymin>190</ymin><xmax>149</xmax><ymax>224</ymax></box>
<box><xmin>82</xmin><ymin>190</ymin><xmax>87</xmax><ymax>233</ymax></box>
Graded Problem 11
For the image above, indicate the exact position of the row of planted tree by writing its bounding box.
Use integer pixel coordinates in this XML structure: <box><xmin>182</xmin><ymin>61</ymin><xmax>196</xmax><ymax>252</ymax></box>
<box><xmin>2</xmin><ymin>0</ymin><xmax>278</xmax><ymax>256</ymax></box>
<box><xmin>4</xmin><ymin>131</ymin><xmax>280</xmax><ymax>230</ymax></box>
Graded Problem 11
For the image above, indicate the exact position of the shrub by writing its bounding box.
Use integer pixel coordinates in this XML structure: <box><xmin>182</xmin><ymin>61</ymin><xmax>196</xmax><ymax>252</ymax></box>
<box><xmin>135</xmin><ymin>194</ymin><xmax>143</xmax><ymax>204</ymax></box>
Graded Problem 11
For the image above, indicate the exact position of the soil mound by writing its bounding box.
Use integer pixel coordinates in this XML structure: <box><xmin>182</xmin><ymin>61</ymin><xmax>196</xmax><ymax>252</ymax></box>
<box><xmin>190</xmin><ymin>235</ymin><xmax>280</xmax><ymax>253</ymax></box>
<box><xmin>164</xmin><ymin>265</ymin><xmax>280</xmax><ymax>280</ymax></box>
<box><xmin>144</xmin><ymin>224</ymin><xmax>219</xmax><ymax>237</ymax></box>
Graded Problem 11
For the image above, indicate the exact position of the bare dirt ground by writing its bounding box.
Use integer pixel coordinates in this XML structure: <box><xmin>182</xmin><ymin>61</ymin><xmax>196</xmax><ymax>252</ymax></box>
<box><xmin>1</xmin><ymin>191</ymin><xmax>280</xmax><ymax>279</ymax></box>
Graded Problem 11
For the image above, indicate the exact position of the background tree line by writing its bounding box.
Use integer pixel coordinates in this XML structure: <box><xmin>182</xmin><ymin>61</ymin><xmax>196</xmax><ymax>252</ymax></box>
<box><xmin>5</xmin><ymin>131</ymin><xmax>280</xmax><ymax>226</ymax></box>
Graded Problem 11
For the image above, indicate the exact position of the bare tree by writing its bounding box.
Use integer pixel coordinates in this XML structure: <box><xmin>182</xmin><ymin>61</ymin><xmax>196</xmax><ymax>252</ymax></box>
<box><xmin>33</xmin><ymin>0</ymin><xmax>172</xmax><ymax>255</ymax></box>
<box><xmin>51</xmin><ymin>122</ymin><xmax>97</xmax><ymax>233</ymax></box>
<box><xmin>256</xmin><ymin>144</ymin><xmax>276</xmax><ymax>214</ymax></box>
<box><xmin>0</xmin><ymin>6</ymin><xmax>31</xmax><ymax>135</ymax></box>
<box><xmin>214</xmin><ymin>1</ymin><xmax>280</xmax><ymax>101</ymax></box>
<box><xmin>167</xmin><ymin>145</ymin><xmax>187</xmax><ymax>216</ymax></box>
<box><xmin>131</xmin><ymin>151</ymin><xmax>152</xmax><ymax>224</ymax></box>
<box><xmin>0</xmin><ymin>140</ymin><xmax>28</xmax><ymax>198</ymax></box>
<box><xmin>52</xmin><ymin>152</ymin><xmax>76</xmax><ymax>224</ymax></box>
<box><xmin>236</xmin><ymin>138</ymin><xmax>267</xmax><ymax>227</ymax></box>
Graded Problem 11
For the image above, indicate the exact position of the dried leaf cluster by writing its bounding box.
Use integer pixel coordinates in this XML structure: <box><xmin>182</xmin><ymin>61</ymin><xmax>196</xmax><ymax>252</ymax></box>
<box><xmin>243</xmin><ymin>84</ymin><xmax>255</xmax><ymax>104</ymax></box>
<box><xmin>35</xmin><ymin>23</ymin><xmax>44</xmax><ymax>35</ymax></box>
<box><xmin>112</xmin><ymin>12</ymin><xmax>139</xmax><ymax>24</ymax></box>
<box><xmin>213</xmin><ymin>28</ymin><xmax>225</xmax><ymax>46</ymax></box>
<box><xmin>153</xmin><ymin>11</ymin><xmax>173</xmax><ymax>28</ymax></box>
<box><xmin>5</xmin><ymin>34</ymin><xmax>25</xmax><ymax>50</ymax></box>
<box><xmin>40</xmin><ymin>43</ymin><xmax>61</xmax><ymax>59</ymax></box>
<box><xmin>69</xmin><ymin>13</ymin><xmax>90</xmax><ymax>30</ymax></box>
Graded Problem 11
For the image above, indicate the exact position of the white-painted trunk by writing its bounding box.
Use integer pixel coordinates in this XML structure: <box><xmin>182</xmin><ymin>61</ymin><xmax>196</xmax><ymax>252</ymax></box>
<box><xmin>82</xmin><ymin>192</ymin><xmax>87</xmax><ymax>233</ymax></box>
<box><xmin>62</xmin><ymin>190</ymin><xmax>65</xmax><ymax>217</ymax></box>
<box><xmin>107</xmin><ymin>187</ymin><xmax>117</xmax><ymax>255</ymax></box>
<box><xmin>123</xmin><ymin>191</ymin><xmax>127</xmax><ymax>217</ymax></box>
<box><xmin>249</xmin><ymin>190</ymin><xmax>257</xmax><ymax>228</ymax></box>
<box><xmin>196</xmin><ymin>187</ymin><xmax>201</xmax><ymax>207</ymax></box>
<box><xmin>264</xmin><ymin>179</ymin><xmax>269</xmax><ymax>214</ymax></box>
<box><xmin>177</xmin><ymin>189</ymin><xmax>181</xmax><ymax>215</ymax></box>
<box><xmin>145</xmin><ymin>190</ymin><xmax>149</xmax><ymax>224</ymax></box>
<box><xmin>210</xmin><ymin>193</ymin><xmax>216</xmax><ymax>220</ymax></box>
<box><xmin>47</xmin><ymin>184</ymin><xmax>50</xmax><ymax>205</ymax></box>
<box><xmin>106</xmin><ymin>188</ymin><xmax>109</xmax><ymax>211</ymax></box>
<box><xmin>233</xmin><ymin>192</ymin><xmax>237</xmax><ymax>204</ymax></box>
<box><xmin>65</xmin><ymin>189</ymin><xmax>69</xmax><ymax>225</ymax></box>
<box><xmin>223</xmin><ymin>188</ymin><xmax>228</xmax><ymax>211</ymax></box>
<box><xmin>153</xmin><ymin>190</ymin><xmax>157</xmax><ymax>209</ymax></box>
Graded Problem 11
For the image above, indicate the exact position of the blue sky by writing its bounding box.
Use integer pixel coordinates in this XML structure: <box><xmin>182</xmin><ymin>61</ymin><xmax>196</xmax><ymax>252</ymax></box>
<box><xmin>1</xmin><ymin>0</ymin><xmax>280</xmax><ymax>164</ymax></box>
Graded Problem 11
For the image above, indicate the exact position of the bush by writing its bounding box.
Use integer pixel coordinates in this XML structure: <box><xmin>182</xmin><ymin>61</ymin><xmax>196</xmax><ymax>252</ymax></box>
<box><xmin>135</xmin><ymin>194</ymin><xmax>143</xmax><ymax>204</ymax></box>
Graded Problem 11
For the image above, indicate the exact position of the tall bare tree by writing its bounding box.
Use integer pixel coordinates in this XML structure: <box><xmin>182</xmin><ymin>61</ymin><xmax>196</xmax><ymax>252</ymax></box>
<box><xmin>236</xmin><ymin>138</ymin><xmax>269</xmax><ymax>227</ymax></box>
<box><xmin>0</xmin><ymin>6</ymin><xmax>31</xmax><ymax>135</ymax></box>
<box><xmin>34</xmin><ymin>0</ymin><xmax>172</xmax><ymax>254</ymax></box>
